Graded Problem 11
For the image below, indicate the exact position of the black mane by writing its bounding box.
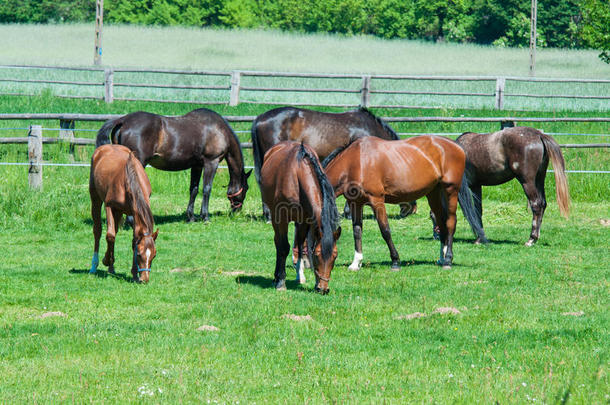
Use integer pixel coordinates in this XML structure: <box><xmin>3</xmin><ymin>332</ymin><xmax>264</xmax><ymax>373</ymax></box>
<box><xmin>125</xmin><ymin>153</ymin><xmax>154</xmax><ymax>233</ymax></box>
<box><xmin>357</xmin><ymin>107</ymin><xmax>399</xmax><ymax>140</ymax></box>
<box><xmin>297</xmin><ymin>143</ymin><xmax>340</xmax><ymax>260</ymax></box>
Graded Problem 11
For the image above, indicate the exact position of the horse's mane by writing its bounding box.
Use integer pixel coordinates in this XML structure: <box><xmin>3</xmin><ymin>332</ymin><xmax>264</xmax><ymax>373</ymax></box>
<box><xmin>321</xmin><ymin>139</ymin><xmax>356</xmax><ymax>168</ymax></box>
<box><xmin>357</xmin><ymin>107</ymin><xmax>399</xmax><ymax>140</ymax></box>
<box><xmin>297</xmin><ymin>143</ymin><xmax>340</xmax><ymax>260</ymax></box>
<box><xmin>125</xmin><ymin>153</ymin><xmax>154</xmax><ymax>232</ymax></box>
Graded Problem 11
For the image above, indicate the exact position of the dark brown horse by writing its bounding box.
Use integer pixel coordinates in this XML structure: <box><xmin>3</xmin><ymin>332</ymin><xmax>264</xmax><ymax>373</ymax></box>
<box><xmin>323</xmin><ymin>136</ymin><xmax>480</xmax><ymax>271</ymax></box>
<box><xmin>251</xmin><ymin>107</ymin><xmax>415</xmax><ymax>220</ymax></box>
<box><xmin>96</xmin><ymin>108</ymin><xmax>251</xmax><ymax>222</ymax></box>
<box><xmin>89</xmin><ymin>145</ymin><xmax>159</xmax><ymax>283</ymax></box>
<box><xmin>455</xmin><ymin>126</ymin><xmax>570</xmax><ymax>246</ymax></box>
<box><xmin>261</xmin><ymin>142</ymin><xmax>342</xmax><ymax>294</ymax></box>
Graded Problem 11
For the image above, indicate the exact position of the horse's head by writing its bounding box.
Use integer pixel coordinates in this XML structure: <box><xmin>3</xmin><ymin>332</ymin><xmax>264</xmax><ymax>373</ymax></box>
<box><xmin>311</xmin><ymin>227</ymin><xmax>342</xmax><ymax>294</ymax></box>
<box><xmin>227</xmin><ymin>170</ymin><xmax>252</xmax><ymax>212</ymax></box>
<box><xmin>134</xmin><ymin>229</ymin><xmax>159</xmax><ymax>283</ymax></box>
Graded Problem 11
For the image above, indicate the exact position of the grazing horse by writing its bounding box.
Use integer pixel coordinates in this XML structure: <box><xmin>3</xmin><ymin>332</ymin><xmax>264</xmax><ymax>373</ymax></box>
<box><xmin>455</xmin><ymin>126</ymin><xmax>570</xmax><ymax>246</ymax></box>
<box><xmin>251</xmin><ymin>106</ymin><xmax>415</xmax><ymax>220</ymax></box>
<box><xmin>323</xmin><ymin>136</ymin><xmax>481</xmax><ymax>271</ymax></box>
<box><xmin>261</xmin><ymin>142</ymin><xmax>342</xmax><ymax>294</ymax></box>
<box><xmin>89</xmin><ymin>145</ymin><xmax>159</xmax><ymax>283</ymax></box>
<box><xmin>96</xmin><ymin>108</ymin><xmax>251</xmax><ymax>222</ymax></box>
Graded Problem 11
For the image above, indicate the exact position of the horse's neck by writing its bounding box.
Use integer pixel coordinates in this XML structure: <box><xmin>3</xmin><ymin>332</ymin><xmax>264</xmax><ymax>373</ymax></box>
<box><xmin>225</xmin><ymin>135</ymin><xmax>244</xmax><ymax>189</ymax></box>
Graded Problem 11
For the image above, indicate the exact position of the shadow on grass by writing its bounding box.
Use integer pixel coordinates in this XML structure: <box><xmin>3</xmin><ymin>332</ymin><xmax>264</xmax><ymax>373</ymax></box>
<box><xmin>235</xmin><ymin>275</ymin><xmax>314</xmax><ymax>292</ymax></box>
<box><xmin>417</xmin><ymin>236</ymin><xmax>522</xmax><ymax>245</ymax></box>
<box><xmin>69</xmin><ymin>268</ymin><xmax>135</xmax><ymax>283</ymax></box>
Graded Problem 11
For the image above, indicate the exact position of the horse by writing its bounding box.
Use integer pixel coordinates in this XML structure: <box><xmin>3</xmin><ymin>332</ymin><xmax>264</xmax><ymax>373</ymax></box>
<box><xmin>251</xmin><ymin>106</ymin><xmax>416</xmax><ymax>221</ymax></box>
<box><xmin>89</xmin><ymin>144</ymin><xmax>159</xmax><ymax>283</ymax></box>
<box><xmin>260</xmin><ymin>141</ymin><xmax>342</xmax><ymax>294</ymax></box>
<box><xmin>454</xmin><ymin>126</ymin><xmax>570</xmax><ymax>246</ymax></box>
<box><xmin>96</xmin><ymin>108</ymin><xmax>251</xmax><ymax>222</ymax></box>
<box><xmin>323</xmin><ymin>136</ymin><xmax>481</xmax><ymax>271</ymax></box>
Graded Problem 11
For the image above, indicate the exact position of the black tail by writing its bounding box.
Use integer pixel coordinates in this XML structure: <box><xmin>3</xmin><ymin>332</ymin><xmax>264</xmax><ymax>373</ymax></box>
<box><xmin>297</xmin><ymin>143</ymin><xmax>340</xmax><ymax>260</ymax></box>
<box><xmin>95</xmin><ymin>118</ymin><xmax>122</xmax><ymax>148</ymax></box>
<box><xmin>251</xmin><ymin>118</ymin><xmax>264</xmax><ymax>188</ymax></box>
<box><xmin>457</xmin><ymin>172</ymin><xmax>487</xmax><ymax>243</ymax></box>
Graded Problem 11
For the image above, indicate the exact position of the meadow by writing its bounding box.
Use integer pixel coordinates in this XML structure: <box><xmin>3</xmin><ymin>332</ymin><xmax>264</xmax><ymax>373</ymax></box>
<box><xmin>0</xmin><ymin>23</ymin><xmax>609</xmax><ymax>403</ymax></box>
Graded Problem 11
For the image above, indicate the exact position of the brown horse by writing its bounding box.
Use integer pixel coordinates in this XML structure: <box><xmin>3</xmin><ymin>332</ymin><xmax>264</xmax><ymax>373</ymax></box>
<box><xmin>96</xmin><ymin>108</ymin><xmax>251</xmax><ymax>222</ymax></box>
<box><xmin>251</xmin><ymin>106</ymin><xmax>415</xmax><ymax>220</ymax></box>
<box><xmin>455</xmin><ymin>126</ymin><xmax>570</xmax><ymax>246</ymax></box>
<box><xmin>261</xmin><ymin>142</ymin><xmax>342</xmax><ymax>294</ymax></box>
<box><xmin>89</xmin><ymin>144</ymin><xmax>158</xmax><ymax>283</ymax></box>
<box><xmin>323</xmin><ymin>136</ymin><xmax>480</xmax><ymax>271</ymax></box>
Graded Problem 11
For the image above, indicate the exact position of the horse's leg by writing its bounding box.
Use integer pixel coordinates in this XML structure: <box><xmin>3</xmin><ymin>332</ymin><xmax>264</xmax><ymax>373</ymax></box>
<box><xmin>470</xmin><ymin>183</ymin><xmax>487</xmax><ymax>244</ymax></box>
<box><xmin>343</xmin><ymin>201</ymin><xmax>352</xmax><ymax>220</ymax></box>
<box><xmin>427</xmin><ymin>187</ymin><xmax>451</xmax><ymax>268</ymax></box>
<box><xmin>371</xmin><ymin>198</ymin><xmax>400</xmax><ymax>271</ymax></box>
<box><xmin>348</xmin><ymin>202</ymin><xmax>364</xmax><ymax>271</ymax></box>
<box><xmin>102</xmin><ymin>206</ymin><xmax>117</xmax><ymax>274</ymax></box>
<box><xmin>200</xmin><ymin>158</ymin><xmax>220</xmax><ymax>222</ymax></box>
<box><xmin>273</xmin><ymin>221</ymin><xmax>290</xmax><ymax>290</ymax></box>
<box><xmin>186</xmin><ymin>166</ymin><xmax>203</xmax><ymax>222</ymax></box>
<box><xmin>430</xmin><ymin>211</ymin><xmax>440</xmax><ymax>240</ymax></box>
<box><xmin>293</xmin><ymin>223</ymin><xmax>310</xmax><ymax>284</ymax></box>
<box><xmin>90</xmin><ymin>197</ymin><xmax>103</xmax><ymax>274</ymax></box>
<box><xmin>441</xmin><ymin>185</ymin><xmax>459</xmax><ymax>268</ymax></box>
<box><xmin>521</xmin><ymin>176</ymin><xmax>547</xmax><ymax>246</ymax></box>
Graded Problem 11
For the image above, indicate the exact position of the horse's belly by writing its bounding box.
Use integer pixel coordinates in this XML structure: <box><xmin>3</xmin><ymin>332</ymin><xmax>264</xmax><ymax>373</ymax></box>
<box><xmin>148</xmin><ymin>155</ymin><xmax>197</xmax><ymax>171</ymax></box>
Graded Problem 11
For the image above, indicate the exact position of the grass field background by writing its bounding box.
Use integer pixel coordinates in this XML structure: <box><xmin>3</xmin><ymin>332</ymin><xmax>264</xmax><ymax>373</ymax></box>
<box><xmin>0</xmin><ymin>23</ymin><xmax>609</xmax><ymax>402</ymax></box>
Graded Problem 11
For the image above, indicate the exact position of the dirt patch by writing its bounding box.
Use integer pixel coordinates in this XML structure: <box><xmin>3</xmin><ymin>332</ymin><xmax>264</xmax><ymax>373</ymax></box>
<box><xmin>395</xmin><ymin>312</ymin><xmax>426</xmax><ymax>320</ymax></box>
<box><xmin>222</xmin><ymin>271</ymin><xmax>257</xmax><ymax>276</ymax></box>
<box><xmin>282</xmin><ymin>314</ymin><xmax>312</xmax><ymax>322</ymax></box>
<box><xmin>39</xmin><ymin>311</ymin><xmax>67</xmax><ymax>319</ymax></box>
<box><xmin>600</xmin><ymin>219</ymin><xmax>610</xmax><ymax>227</ymax></box>
<box><xmin>562</xmin><ymin>311</ymin><xmax>584</xmax><ymax>317</ymax></box>
<box><xmin>170</xmin><ymin>268</ymin><xmax>191</xmax><ymax>273</ymax></box>
<box><xmin>434</xmin><ymin>307</ymin><xmax>461</xmax><ymax>315</ymax></box>
<box><xmin>197</xmin><ymin>325</ymin><xmax>220</xmax><ymax>331</ymax></box>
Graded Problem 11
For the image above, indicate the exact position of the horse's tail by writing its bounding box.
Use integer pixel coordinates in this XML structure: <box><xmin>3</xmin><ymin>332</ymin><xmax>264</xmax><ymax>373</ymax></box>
<box><xmin>251</xmin><ymin>118</ymin><xmax>264</xmax><ymax>188</ymax></box>
<box><xmin>458</xmin><ymin>171</ymin><xmax>487</xmax><ymax>243</ymax></box>
<box><xmin>540</xmin><ymin>132</ymin><xmax>570</xmax><ymax>218</ymax></box>
<box><xmin>297</xmin><ymin>143</ymin><xmax>340</xmax><ymax>260</ymax></box>
<box><xmin>95</xmin><ymin>117</ymin><xmax>123</xmax><ymax>148</ymax></box>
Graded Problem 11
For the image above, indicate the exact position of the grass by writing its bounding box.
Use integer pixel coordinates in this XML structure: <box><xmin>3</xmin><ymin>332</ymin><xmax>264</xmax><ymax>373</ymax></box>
<box><xmin>0</xmin><ymin>24</ymin><xmax>609</xmax><ymax>111</ymax></box>
<box><xmin>0</xmin><ymin>159</ymin><xmax>609</xmax><ymax>402</ymax></box>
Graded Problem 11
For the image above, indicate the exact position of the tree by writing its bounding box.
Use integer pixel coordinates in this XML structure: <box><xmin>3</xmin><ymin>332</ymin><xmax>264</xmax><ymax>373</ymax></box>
<box><xmin>581</xmin><ymin>0</ymin><xmax>610</xmax><ymax>63</ymax></box>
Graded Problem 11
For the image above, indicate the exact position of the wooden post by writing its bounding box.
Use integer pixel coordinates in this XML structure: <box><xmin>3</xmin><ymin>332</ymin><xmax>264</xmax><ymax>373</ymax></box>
<box><xmin>229</xmin><ymin>71</ymin><xmax>241</xmax><ymax>106</ymax></box>
<box><xmin>529</xmin><ymin>0</ymin><xmax>537</xmax><ymax>76</ymax></box>
<box><xmin>28</xmin><ymin>125</ymin><xmax>43</xmax><ymax>190</ymax></box>
<box><xmin>104</xmin><ymin>68</ymin><xmax>114</xmax><ymax>103</ymax></box>
<box><xmin>495</xmin><ymin>77</ymin><xmax>505</xmax><ymax>110</ymax></box>
<box><xmin>94</xmin><ymin>0</ymin><xmax>104</xmax><ymax>65</ymax></box>
<box><xmin>360</xmin><ymin>75</ymin><xmax>371</xmax><ymax>107</ymax></box>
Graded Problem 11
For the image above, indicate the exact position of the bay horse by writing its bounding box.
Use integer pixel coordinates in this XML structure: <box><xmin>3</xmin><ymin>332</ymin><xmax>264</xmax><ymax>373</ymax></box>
<box><xmin>89</xmin><ymin>144</ymin><xmax>159</xmax><ymax>283</ymax></box>
<box><xmin>323</xmin><ymin>136</ymin><xmax>481</xmax><ymax>271</ymax></box>
<box><xmin>251</xmin><ymin>106</ymin><xmax>416</xmax><ymax>221</ymax></box>
<box><xmin>261</xmin><ymin>142</ymin><xmax>342</xmax><ymax>294</ymax></box>
<box><xmin>96</xmin><ymin>108</ymin><xmax>251</xmax><ymax>222</ymax></box>
<box><xmin>454</xmin><ymin>126</ymin><xmax>570</xmax><ymax>246</ymax></box>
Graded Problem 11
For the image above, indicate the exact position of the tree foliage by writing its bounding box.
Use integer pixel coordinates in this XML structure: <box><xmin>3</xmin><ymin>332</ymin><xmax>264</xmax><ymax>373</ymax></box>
<box><xmin>0</xmin><ymin>0</ymin><xmax>606</xmax><ymax>52</ymax></box>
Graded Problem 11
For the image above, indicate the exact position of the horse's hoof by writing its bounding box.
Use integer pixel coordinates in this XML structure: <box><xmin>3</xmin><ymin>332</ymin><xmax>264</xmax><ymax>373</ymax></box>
<box><xmin>274</xmin><ymin>280</ymin><xmax>287</xmax><ymax>291</ymax></box>
<box><xmin>525</xmin><ymin>239</ymin><xmax>536</xmax><ymax>247</ymax></box>
<box><xmin>348</xmin><ymin>264</ymin><xmax>360</xmax><ymax>271</ymax></box>
<box><xmin>108</xmin><ymin>268</ymin><xmax>115</xmax><ymax>275</ymax></box>
<box><xmin>297</xmin><ymin>278</ymin><xmax>306</xmax><ymax>285</ymax></box>
<box><xmin>442</xmin><ymin>265</ymin><xmax>452</xmax><ymax>270</ymax></box>
<box><xmin>186</xmin><ymin>216</ymin><xmax>196</xmax><ymax>223</ymax></box>
<box><xmin>390</xmin><ymin>264</ymin><xmax>401</xmax><ymax>272</ymax></box>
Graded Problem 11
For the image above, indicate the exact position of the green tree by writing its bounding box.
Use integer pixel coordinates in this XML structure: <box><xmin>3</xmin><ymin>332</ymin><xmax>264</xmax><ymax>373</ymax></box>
<box><xmin>581</xmin><ymin>0</ymin><xmax>610</xmax><ymax>63</ymax></box>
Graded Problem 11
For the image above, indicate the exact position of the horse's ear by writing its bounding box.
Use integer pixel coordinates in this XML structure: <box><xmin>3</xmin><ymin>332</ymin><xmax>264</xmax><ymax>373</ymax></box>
<box><xmin>334</xmin><ymin>227</ymin><xmax>342</xmax><ymax>240</ymax></box>
<box><xmin>152</xmin><ymin>229</ymin><xmax>159</xmax><ymax>241</ymax></box>
<box><xmin>245</xmin><ymin>169</ymin><xmax>252</xmax><ymax>179</ymax></box>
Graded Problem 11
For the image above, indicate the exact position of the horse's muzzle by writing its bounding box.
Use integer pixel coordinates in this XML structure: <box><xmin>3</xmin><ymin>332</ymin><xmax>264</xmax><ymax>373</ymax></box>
<box><xmin>314</xmin><ymin>286</ymin><xmax>330</xmax><ymax>295</ymax></box>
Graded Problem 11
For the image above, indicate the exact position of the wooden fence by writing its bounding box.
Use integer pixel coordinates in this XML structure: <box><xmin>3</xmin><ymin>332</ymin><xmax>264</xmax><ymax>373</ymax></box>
<box><xmin>1</xmin><ymin>65</ymin><xmax>609</xmax><ymax>110</ymax></box>
<box><xmin>1</xmin><ymin>113</ymin><xmax>609</xmax><ymax>189</ymax></box>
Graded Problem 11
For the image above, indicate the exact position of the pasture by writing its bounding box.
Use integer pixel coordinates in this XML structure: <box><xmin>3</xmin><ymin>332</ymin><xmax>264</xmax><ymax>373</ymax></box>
<box><xmin>0</xmin><ymin>22</ymin><xmax>609</xmax><ymax>402</ymax></box>
<box><xmin>0</xmin><ymin>96</ymin><xmax>609</xmax><ymax>402</ymax></box>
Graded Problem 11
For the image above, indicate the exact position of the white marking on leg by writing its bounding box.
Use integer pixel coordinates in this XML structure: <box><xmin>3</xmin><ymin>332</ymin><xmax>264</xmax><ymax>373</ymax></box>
<box><xmin>296</xmin><ymin>258</ymin><xmax>306</xmax><ymax>284</ymax></box>
<box><xmin>349</xmin><ymin>251</ymin><xmax>363</xmax><ymax>271</ymax></box>
<box><xmin>512</xmin><ymin>162</ymin><xmax>519</xmax><ymax>170</ymax></box>
<box><xmin>443</xmin><ymin>245</ymin><xmax>448</xmax><ymax>257</ymax></box>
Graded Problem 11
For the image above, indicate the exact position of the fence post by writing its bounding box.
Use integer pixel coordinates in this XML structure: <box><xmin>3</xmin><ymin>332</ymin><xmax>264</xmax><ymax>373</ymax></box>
<box><xmin>495</xmin><ymin>77</ymin><xmax>505</xmax><ymax>110</ymax></box>
<box><xmin>104</xmin><ymin>67</ymin><xmax>114</xmax><ymax>103</ymax></box>
<box><xmin>360</xmin><ymin>75</ymin><xmax>371</xmax><ymax>107</ymax></box>
<box><xmin>28</xmin><ymin>125</ymin><xmax>43</xmax><ymax>190</ymax></box>
<box><xmin>230</xmin><ymin>71</ymin><xmax>241</xmax><ymax>106</ymax></box>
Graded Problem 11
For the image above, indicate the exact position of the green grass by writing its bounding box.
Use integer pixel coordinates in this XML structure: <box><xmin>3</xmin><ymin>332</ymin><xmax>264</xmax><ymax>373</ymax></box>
<box><xmin>0</xmin><ymin>24</ymin><xmax>609</xmax><ymax>111</ymax></box>
<box><xmin>0</xmin><ymin>160</ymin><xmax>609</xmax><ymax>402</ymax></box>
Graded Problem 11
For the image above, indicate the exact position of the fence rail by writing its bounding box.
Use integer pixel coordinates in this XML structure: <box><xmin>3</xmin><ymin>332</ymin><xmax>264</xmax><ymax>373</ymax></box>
<box><xmin>1</xmin><ymin>64</ymin><xmax>609</xmax><ymax>111</ymax></box>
